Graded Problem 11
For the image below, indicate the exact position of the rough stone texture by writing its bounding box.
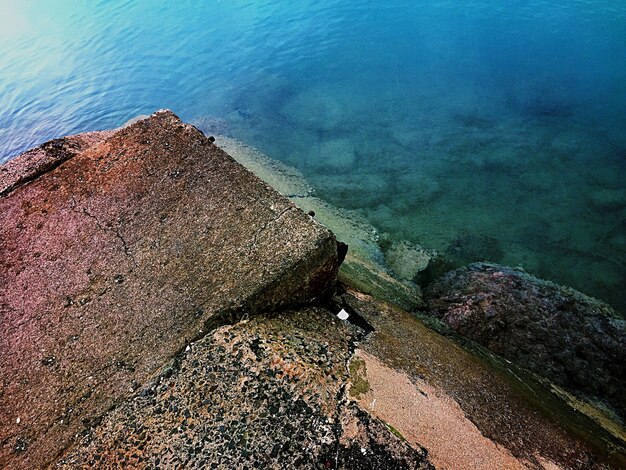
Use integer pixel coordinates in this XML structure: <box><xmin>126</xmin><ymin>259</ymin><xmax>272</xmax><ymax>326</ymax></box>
<box><xmin>53</xmin><ymin>288</ymin><xmax>626</xmax><ymax>470</ymax></box>
<box><xmin>4</xmin><ymin>114</ymin><xmax>625</xmax><ymax>470</ymax></box>
<box><xmin>0</xmin><ymin>130</ymin><xmax>113</xmax><ymax>196</ymax></box>
<box><xmin>425</xmin><ymin>262</ymin><xmax>626</xmax><ymax>422</ymax></box>
<box><xmin>216</xmin><ymin>135</ymin><xmax>426</xmax><ymax>312</ymax></box>
<box><xmin>182</xmin><ymin>128</ymin><xmax>622</xmax><ymax>469</ymax></box>
<box><xmin>55</xmin><ymin>308</ymin><xmax>433</xmax><ymax>469</ymax></box>
<box><xmin>0</xmin><ymin>110</ymin><xmax>338</xmax><ymax>469</ymax></box>
<box><xmin>341</xmin><ymin>288</ymin><xmax>626</xmax><ymax>469</ymax></box>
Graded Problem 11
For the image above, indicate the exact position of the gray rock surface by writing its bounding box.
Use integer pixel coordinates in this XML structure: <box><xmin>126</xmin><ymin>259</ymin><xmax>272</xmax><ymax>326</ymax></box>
<box><xmin>56</xmin><ymin>307</ymin><xmax>434</xmax><ymax>469</ymax></box>
<box><xmin>55</xmin><ymin>289</ymin><xmax>625</xmax><ymax>470</ymax></box>
<box><xmin>0</xmin><ymin>110</ymin><xmax>338</xmax><ymax>469</ymax></box>
<box><xmin>425</xmin><ymin>262</ymin><xmax>626</xmax><ymax>422</ymax></box>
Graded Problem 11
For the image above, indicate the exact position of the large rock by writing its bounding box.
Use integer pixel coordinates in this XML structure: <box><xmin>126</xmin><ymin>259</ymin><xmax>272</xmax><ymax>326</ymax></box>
<box><xmin>0</xmin><ymin>110</ymin><xmax>339</xmax><ymax>469</ymax></box>
<box><xmin>50</xmin><ymin>291</ymin><xmax>626</xmax><ymax>470</ymax></box>
<box><xmin>339</xmin><ymin>290</ymin><xmax>625</xmax><ymax>470</ymax></box>
<box><xmin>54</xmin><ymin>291</ymin><xmax>624</xmax><ymax>469</ymax></box>
<box><xmin>425</xmin><ymin>262</ymin><xmax>626</xmax><ymax>421</ymax></box>
<box><xmin>191</xmin><ymin>132</ymin><xmax>626</xmax><ymax>468</ymax></box>
<box><xmin>56</xmin><ymin>307</ymin><xmax>434</xmax><ymax>469</ymax></box>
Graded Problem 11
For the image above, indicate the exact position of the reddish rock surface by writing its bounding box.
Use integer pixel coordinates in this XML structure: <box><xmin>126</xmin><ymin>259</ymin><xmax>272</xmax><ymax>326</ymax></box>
<box><xmin>0</xmin><ymin>110</ymin><xmax>338</xmax><ymax>469</ymax></box>
<box><xmin>425</xmin><ymin>262</ymin><xmax>626</xmax><ymax>423</ymax></box>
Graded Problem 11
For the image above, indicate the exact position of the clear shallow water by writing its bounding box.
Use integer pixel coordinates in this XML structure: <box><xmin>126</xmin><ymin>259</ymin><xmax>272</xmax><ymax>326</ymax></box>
<box><xmin>1</xmin><ymin>1</ymin><xmax>625</xmax><ymax>311</ymax></box>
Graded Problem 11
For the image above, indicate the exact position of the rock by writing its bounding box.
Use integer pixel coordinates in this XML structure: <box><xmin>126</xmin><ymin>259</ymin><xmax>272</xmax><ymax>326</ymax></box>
<box><xmin>425</xmin><ymin>262</ymin><xmax>626</xmax><ymax>422</ymax></box>
<box><xmin>55</xmin><ymin>307</ymin><xmax>435</xmax><ymax>469</ymax></box>
<box><xmin>391</xmin><ymin>127</ymin><xmax>422</xmax><ymax>148</ymax></box>
<box><xmin>215</xmin><ymin>135</ymin><xmax>314</xmax><ymax>198</ymax></box>
<box><xmin>4</xmin><ymin>113</ymin><xmax>624</xmax><ymax>470</ymax></box>
<box><xmin>517</xmin><ymin>170</ymin><xmax>555</xmax><ymax>192</ymax></box>
<box><xmin>396</xmin><ymin>171</ymin><xmax>442</xmax><ymax>204</ymax></box>
<box><xmin>339</xmin><ymin>289</ymin><xmax>625</xmax><ymax>470</ymax></box>
<box><xmin>384</xmin><ymin>240</ymin><xmax>450</xmax><ymax>286</ymax></box>
<box><xmin>313</xmin><ymin>172</ymin><xmax>389</xmax><ymax>208</ymax></box>
<box><xmin>189</xmin><ymin>115</ymin><xmax>231</xmax><ymax>137</ymax></box>
<box><xmin>54</xmin><ymin>290</ymin><xmax>625</xmax><ymax>470</ymax></box>
<box><xmin>203</xmin><ymin>135</ymin><xmax>625</xmax><ymax>467</ymax></box>
<box><xmin>0</xmin><ymin>110</ymin><xmax>339</xmax><ymax>469</ymax></box>
<box><xmin>0</xmin><ymin>130</ymin><xmax>113</xmax><ymax>196</ymax></box>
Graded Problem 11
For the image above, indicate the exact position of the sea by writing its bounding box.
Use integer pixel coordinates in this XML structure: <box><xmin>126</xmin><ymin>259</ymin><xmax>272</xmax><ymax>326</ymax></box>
<box><xmin>1</xmin><ymin>0</ymin><xmax>624</xmax><ymax>312</ymax></box>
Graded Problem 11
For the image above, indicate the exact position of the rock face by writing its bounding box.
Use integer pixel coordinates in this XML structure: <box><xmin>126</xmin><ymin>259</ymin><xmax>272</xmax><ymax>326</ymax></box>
<box><xmin>425</xmin><ymin>262</ymin><xmax>626</xmax><ymax>421</ymax></box>
<box><xmin>3</xmin><ymin>113</ymin><xmax>625</xmax><ymax>470</ymax></box>
<box><xmin>0</xmin><ymin>110</ymin><xmax>339</xmax><ymax>469</ymax></box>
<box><xmin>56</xmin><ymin>307</ymin><xmax>434</xmax><ymax>469</ymax></box>
<box><xmin>55</xmin><ymin>290</ymin><xmax>625</xmax><ymax>470</ymax></box>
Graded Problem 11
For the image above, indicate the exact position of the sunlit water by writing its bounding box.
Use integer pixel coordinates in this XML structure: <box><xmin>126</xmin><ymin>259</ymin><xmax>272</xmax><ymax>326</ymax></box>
<box><xmin>1</xmin><ymin>1</ymin><xmax>625</xmax><ymax>312</ymax></box>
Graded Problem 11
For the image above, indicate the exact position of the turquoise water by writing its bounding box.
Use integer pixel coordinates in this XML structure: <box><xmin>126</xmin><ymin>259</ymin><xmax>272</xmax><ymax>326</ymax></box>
<box><xmin>1</xmin><ymin>1</ymin><xmax>625</xmax><ymax>312</ymax></box>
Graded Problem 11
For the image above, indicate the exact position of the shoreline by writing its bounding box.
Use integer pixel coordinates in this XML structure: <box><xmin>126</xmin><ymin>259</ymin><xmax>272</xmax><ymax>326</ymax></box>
<box><xmin>1</xmin><ymin>111</ymin><xmax>623</xmax><ymax>469</ymax></box>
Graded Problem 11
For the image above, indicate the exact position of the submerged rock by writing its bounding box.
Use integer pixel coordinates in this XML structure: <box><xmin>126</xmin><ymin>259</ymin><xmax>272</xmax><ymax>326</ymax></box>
<box><xmin>384</xmin><ymin>240</ymin><xmax>450</xmax><ymax>287</ymax></box>
<box><xmin>313</xmin><ymin>137</ymin><xmax>356</xmax><ymax>173</ymax></box>
<box><xmin>0</xmin><ymin>110</ymin><xmax>339</xmax><ymax>469</ymax></box>
<box><xmin>589</xmin><ymin>188</ymin><xmax>626</xmax><ymax>213</ymax></box>
<box><xmin>280</xmin><ymin>88</ymin><xmax>350</xmax><ymax>133</ymax></box>
<box><xmin>425</xmin><ymin>262</ymin><xmax>626</xmax><ymax>422</ymax></box>
<box><xmin>445</xmin><ymin>232</ymin><xmax>505</xmax><ymax>265</ymax></box>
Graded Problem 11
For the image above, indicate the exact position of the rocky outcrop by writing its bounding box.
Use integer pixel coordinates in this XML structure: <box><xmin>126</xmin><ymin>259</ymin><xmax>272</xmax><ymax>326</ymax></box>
<box><xmin>56</xmin><ymin>307</ymin><xmax>434</xmax><ymax>469</ymax></box>
<box><xmin>204</xmin><ymin>133</ymin><xmax>626</xmax><ymax>469</ymax></box>
<box><xmin>2</xmin><ymin>113</ymin><xmax>625</xmax><ymax>470</ymax></box>
<box><xmin>425</xmin><ymin>262</ymin><xmax>626</xmax><ymax>422</ymax></box>
<box><xmin>54</xmin><ymin>289</ymin><xmax>625</xmax><ymax>470</ymax></box>
<box><xmin>0</xmin><ymin>110</ymin><xmax>338</xmax><ymax>469</ymax></box>
<box><xmin>216</xmin><ymin>135</ymin><xmax>426</xmax><ymax>312</ymax></box>
<box><xmin>340</xmin><ymin>288</ymin><xmax>625</xmax><ymax>470</ymax></box>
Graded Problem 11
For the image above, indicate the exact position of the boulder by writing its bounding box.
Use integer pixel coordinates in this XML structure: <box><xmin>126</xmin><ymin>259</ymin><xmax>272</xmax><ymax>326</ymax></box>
<box><xmin>445</xmin><ymin>233</ymin><xmax>504</xmax><ymax>265</ymax></box>
<box><xmin>313</xmin><ymin>138</ymin><xmax>356</xmax><ymax>173</ymax></box>
<box><xmin>280</xmin><ymin>88</ymin><xmax>349</xmax><ymax>133</ymax></box>
<box><xmin>56</xmin><ymin>307</ymin><xmax>434</xmax><ymax>469</ymax></box>
<box><xmin>0</xmin><ymin>110</ymin><xmax>339</xmax><ymax>469</ymax></box>
<box><xmin>425</xmin><ymin>262</ymin><xmax>626</xmax><ymax>421</ymax></box>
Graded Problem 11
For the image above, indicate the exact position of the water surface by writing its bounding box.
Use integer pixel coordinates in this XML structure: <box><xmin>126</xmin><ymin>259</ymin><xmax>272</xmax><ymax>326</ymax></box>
<box><xmin>1</xmin><ymin>0</ymin><xmax>625</xmax><ymax>311</ymax></box>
